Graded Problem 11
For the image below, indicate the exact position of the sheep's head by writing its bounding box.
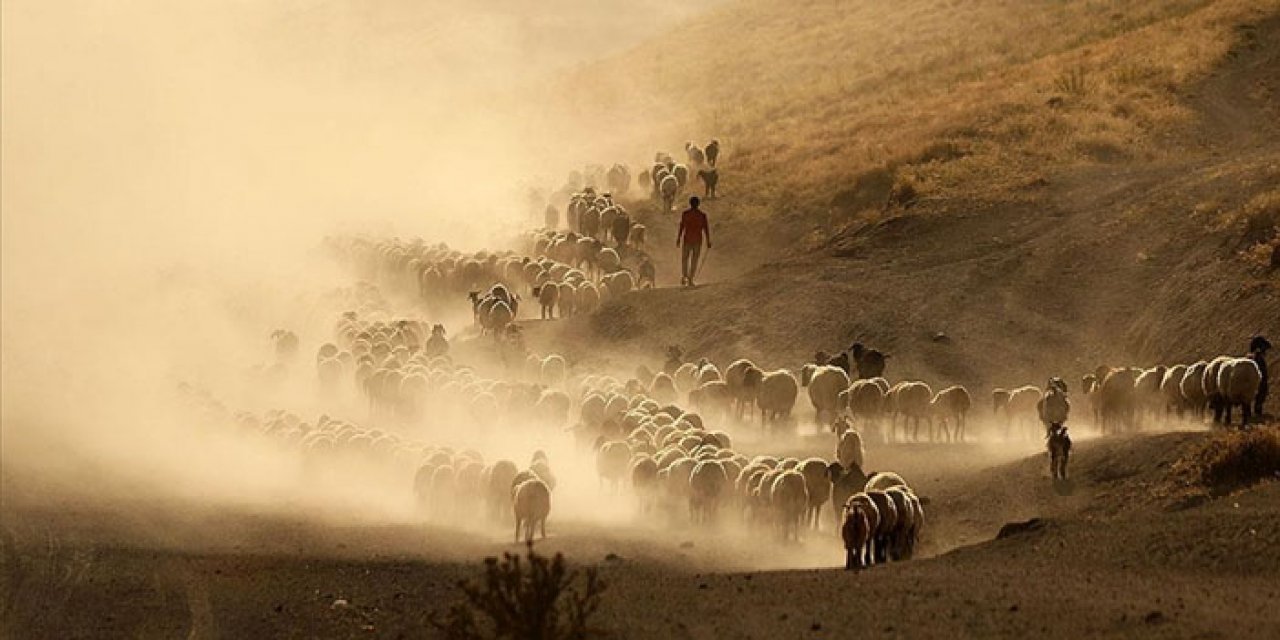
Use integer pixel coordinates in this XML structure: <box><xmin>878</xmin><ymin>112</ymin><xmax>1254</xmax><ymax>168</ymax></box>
<box><xmin>826</xmin><ymin>461</ymin><xmax>844</xmax><ymax>480</ymax></box>
<box><xmin>800</xmin><ymin>364</ymin><xmax>817</xmax><ymax>387</ymax></box>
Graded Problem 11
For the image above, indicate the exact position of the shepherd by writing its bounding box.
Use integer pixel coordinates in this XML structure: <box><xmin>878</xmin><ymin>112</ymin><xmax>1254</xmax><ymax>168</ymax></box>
<box><xmin>677</xmin><ymin>196</ymin><xmax>712</xmax><ymax>287</ymax></box>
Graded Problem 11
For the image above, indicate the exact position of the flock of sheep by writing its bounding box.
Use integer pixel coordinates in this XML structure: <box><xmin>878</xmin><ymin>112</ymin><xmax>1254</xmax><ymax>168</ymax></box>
<box><xmin>992</xmin><ymin>356</ymin><xmax>1265</xmax><ymax>439</ymax></box>
<box><xmin>578</xmin><ymin>368</ymin><xmax>925</xmax><ymax>568</ymax></box>
<box><xmin>213</xmin><ymin>139</ymin><xmax>1271</xmax><ymax>579</ymax></box>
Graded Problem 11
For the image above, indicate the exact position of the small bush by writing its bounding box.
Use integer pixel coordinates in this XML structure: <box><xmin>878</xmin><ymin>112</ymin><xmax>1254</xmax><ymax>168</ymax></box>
<box><xmin>1053</xmin><ymin>65</ymin><xmax>1092</xmax><ymax>95</ymax></box>
<box><xmin>1187</xmin><ymin>426</ymin><xmax>1280</xmax><ymax>495</ymax></box>
<box><xmin>431</xmin><ymin>543</ymin><xmax>607</xmax><ymax>640</ymax></box>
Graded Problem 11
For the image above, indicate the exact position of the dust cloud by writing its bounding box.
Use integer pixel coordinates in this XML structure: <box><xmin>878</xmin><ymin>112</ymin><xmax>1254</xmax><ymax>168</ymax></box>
<box><xmin>0</xmin><ymin>0</ymin><xmax>718</xmax><ymax>537</ymax></box>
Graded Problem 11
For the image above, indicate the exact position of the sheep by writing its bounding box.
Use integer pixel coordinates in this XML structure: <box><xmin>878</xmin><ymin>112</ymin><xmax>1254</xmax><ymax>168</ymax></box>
<box><xmin>893</xmin><ymin>382</ymin><xmax>934</xmax><ymax>442</ymax></box>
<box><xmin>1180</xmin><ymin>361</ymin><xmax>1209</xmax><ymax>419</ymax></box>
<box><xmin>697</xmin><ymin>362</ymin><xmax>722</xmax><ymax>387</ymax></box>
<box><xmin>756</xmin><ymin>369</ymin><xmax>799</xmax><ymax>429</ymax></box>
<box><xmin>1216</xmin><ymin>357</ymin><xmax>1262</xmax><ymax>426</ymax></box>
<box><xmin>485</xmin><ymin>460</ymin><xmax>519</xmax><ymax>520</ymax></box>
<box><xmin>534</xmin><ymin>389</ymin><xmax>571</xmax><ymax>426</ymax></box>
<box><xmin>651</xmin><ymin>372</ymin><xmax>679</xmax><ymax>404</ymax></box>
<box><xmin>424</xmin><ymin>324</ymin><xmax>449</xmax><ymax>358</ymax></box>
<box><xmin>685</xmin><ymin>142</ymin><xmax>705</xmax><ymax>166</ymax></box>
<box><xmin>689</xmin><ymin>459</ymin><xmax>729</xmax><ymax>524</ymax></box>
<box><xmin>883</xmin><ymin>486</ymin><xmax>917</xmax><ymax>561</ymax></box>
<box><xmin>769</xmin><ymin>470</ymin><xmax>810</xmax><ymax>541</ymax></box>
<box><xmin>512</xmin><ymin>479</ymin><xmax>551</xmax><ymax>543</ymax></box>
<box><xmin>865</xmin><ymin>471</ymin><xmax>908</xmax><ymax>493</ymax></box>
<box><xmin>1160</xmin><ymin>364</ymin><xmax>1189</xmax><ymax>417</ymax></box>
<box><xmin>929</xmin><ymin>385</ymin><xmax>971</xmax><ymax>442</ymax></box>
<box><xmin>1037</xmin><ymin>383</ymin><xmax>1070</xmax><ymax>435</ymax></box>
<box><xmin>541</xmin><ymin>354</ymin><xmax>567</xmax><ymax>388</ymax></box>
<box><xmin>597</xmin><ymin>247</ymin><xmax>622</xmax><ymax>274</ymax></box>
<box><xmin>595</xmin><ymin>440</ymin><xmax>631</xmax><ymax>492</ymax></box>
<box><xmin>631</xmin><ymin>456</ymin><xmax>660</xmax><ymax>514</ymax></box>
<box><xmin>576</xmin><ymin>281</ymin><xmax>601</xmax><ymax>314</ymax></box>
<box><xmin>659</xmin><ymin>174</ymin><xmax>679</xmax><ymax>211</ymax></box>
<box><xmin>843</xmin><ymin>492</ymin><xmax>880</xmax><ymax>566</ymax></box>
<box><xmin>725</xmin><ymin>359</ymin><xmax>761</xmax><ymax>419</ymax></box>
<box><xmin>697</xmin><ymin>168</ymin><xmax>718</xmax><ymax>198</ymax></box>
<box><xmin>556</xmin><ymin>282</ymin><xmax>577</xmax><ymax>317</ymax></box>
<box><xmin>861</xmin><ymin>491</ymin><xmax>896</xmax><ymax>564</ymax></box>
<box><xmin>630</xmin><ymin>223</ymin><xmax>647</xmax><ymax>249</ymax></box>
<box><xmin>1099</xmin><ymin>368</ymin><xmax>1139</xmax><ymax>434</ymax></box>
<box><xmin>1005</xmin><ymin>385</ymin><xmax>1043</xmax><ymax>439</ymax></box>
<box><xmin>705</xmin><ymin>139</ymin><xmax>720</xmax><ymax>167</ymax></box>
<box><xmin>992</xmin><ymin>388</ymin><xmax>1011</xmax><ymax>420</ymax></box>
<box><xmin>672</xmin><ymin>164</ymin><xmax>690</xmax><ymax>188</ymax></box>
<box><xmin>486</xmin><ymin>301</ymin><xmax>515</xmax><ymax>339</ymax></box>
<box><xmin>850</xmin><ymin>343</ymin><xmax>888</xmax><ymax>379</ymax></box>
<box><xmin>826</xmin><ymin>461</ymin><xmax>869</xmax><ymax>531</ymax></box>
<box><xmin>844</xmin><ymin>380</ymin><xmax>885</xmax><ymax>438</ymax></box>
<box><xmin>534</xmin><ymin>283</ymin><xmax>559</xmax><ymax>320</ymax></box>
<box><xmin>836</xmin><ymin>430</ymin><xmax>865</xmax><ymax>470</ymax></box>
<box><xmin>1134</xmin><ymin>366</ymin><xmax>1168</xmax><ymax>426</ymax></box>
<box><xmin>798</xmin><ymin>458</ymin><xmax>832</xmax><ymax>529</ymax></box>
<box><xmin>637</xmin><ymin>256</ymin><xmax>656</xmax><ymax>289</ymax></box>
<box><xmin>1202</xmin><ymin>356</ymin><xmax>1233</xmax><ymax>422</ymax></box>
<box><xmin>802</xmin><ymin>365</ymin><xmax>851</xmax><ymax>426</ymax></box>
<box><xmin>842</xmin><ymin>501</ymin><xmax>873</xmax><ymax>570</ymax></box>
<box><xmin>690</xmin><ymin>380</ymin><xmax>733</xmax><ymax>418</ymax></box>
<box><xmin>1047</xmin><ymin>423</ymin><xmax>1071</xmax><ymax>481</ymax></box>
<box><xmin>601</xmin><ymin>270</ymin><xmax>635</xmax><ymax>297</ymax></box>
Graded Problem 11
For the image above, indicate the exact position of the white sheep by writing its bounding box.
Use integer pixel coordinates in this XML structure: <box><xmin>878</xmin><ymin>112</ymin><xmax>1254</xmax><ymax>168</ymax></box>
<box><xmin>930</xmin><ymin>385</ymin><xmax>972</xmax><ymax>442</ymax></box>
<box><xmin>893</xmin><ymin>381</ymin><xmax>933</xmax><ymax>442</ymax></box>
<box><xmin>755</xmin><ymin>369</ymin><xmax>799</xmax><ymax>429</ymax></box>
<box><xmin>1215</xmin><ymin>357</ymin><xmax>1262</xmax><ymax>426</ymax></box>
<box><xmin>534</xmin><ymin>283</ymin><xmax>559</xmax><ymax>320</ymax></box>
<box><xmin>595</xmin><ymin>441</ymin><xmax>632</xmax><ymax>492</ymax></box>
<box><xmin>1160</xmin><ymin>364</ymin><xmax>1189</xmax><ymax>416</ymax></box>
<box><xmin>802</xmin><ymin>364</ymin><xmax>850</xmax><ymax>426</ymax></box>
<box><xmin>769</xmin><ymin>470</ymin><xmax>809</xmax><ymax>542</ymax></box>
<box><xmin>1005</xmin><ymin>385</ymin><xmax>1043</xmax><ymax>439</ymax></box>
<box><xmin>689</xmin><ymin>459</ymin><xmax>729</xmax><ymax>524</ymax></box>
<box><xmin>512</xmin><ymin>478</ymin><xmax>551</xmax><ymax>543</ymax></box>
<box><xmin>725</xmin><ymin>359</ymin><xmax>761</xmax><ymax>419</ymax></box>
<box><xmin>540</xmin><ymin>354</ymin><xmax>567</xmax><ymax>388</ymax></box>
<box><xmin>798</xmin><ymin>458</ymin><xmax>832</xmax><ymax>529</ymax></box>
<box><xmin>836</xmin><ymin>429</ymin><xmax>865</xmax><ymax>471</ymax></box>
<box><xmin>1179</xmin><ymin>361</ymin><xmax>1209</xmax><ymax>418</ymax></box>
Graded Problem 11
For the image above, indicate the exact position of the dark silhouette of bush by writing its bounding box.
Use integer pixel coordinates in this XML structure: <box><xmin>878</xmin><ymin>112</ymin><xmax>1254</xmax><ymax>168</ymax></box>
<box><xmin>431</xmin><ymin>542</ymin><xmax>606</xmax><ymax>639</ymax></box>
<box><xmin>1191</xmin><ymin>425</ymin><xmax>1280</xmax><ymax>495</ymax></box>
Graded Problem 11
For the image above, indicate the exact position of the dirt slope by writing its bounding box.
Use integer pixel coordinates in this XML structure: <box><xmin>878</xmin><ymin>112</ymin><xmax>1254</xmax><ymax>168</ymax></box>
<box><xmin>539</xmin><ymin>9</ymin><xmax>1280</xmax><ymax>406</ymax></box>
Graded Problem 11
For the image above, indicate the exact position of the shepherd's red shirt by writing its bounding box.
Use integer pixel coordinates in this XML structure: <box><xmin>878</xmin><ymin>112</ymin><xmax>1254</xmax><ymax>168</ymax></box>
<box><xmin>680</xmin><ymin>208</ymin><xmax>709</xmax><ymax>244</ymax></box>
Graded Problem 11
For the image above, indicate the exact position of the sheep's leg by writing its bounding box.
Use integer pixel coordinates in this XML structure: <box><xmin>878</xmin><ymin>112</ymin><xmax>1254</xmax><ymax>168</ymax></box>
<box><xmin>845</xmin><ymin>549</ymin><xmax>855</xmax><ymax>570</ymax></box>
<box><xmin>514</xmin><ymin>518</ymin><xmax>522</xmax><ymax>544</ymax></box>
<box><xmin>540</xmin><ymin>518</ymin><xmax>547</xmax><ymax>540</ymax></box>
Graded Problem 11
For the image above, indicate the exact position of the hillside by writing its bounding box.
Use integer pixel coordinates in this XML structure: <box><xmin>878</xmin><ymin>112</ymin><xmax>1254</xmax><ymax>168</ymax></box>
<box><xmin>539</xmin><ymin>0</ymin><xmax>1280</xmax><ymax>401</ymax></box>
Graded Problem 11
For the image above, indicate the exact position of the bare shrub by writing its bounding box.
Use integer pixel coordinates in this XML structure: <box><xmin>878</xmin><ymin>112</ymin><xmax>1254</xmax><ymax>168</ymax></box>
<box><xmin>431</xmin><ymin>543</ymin><xmax>607</xmax><ymax>640</ymax></box>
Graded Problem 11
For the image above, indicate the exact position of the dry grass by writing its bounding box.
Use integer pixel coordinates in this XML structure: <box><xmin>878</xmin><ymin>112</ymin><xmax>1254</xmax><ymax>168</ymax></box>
<box><xmin>1177</xmin><ymin>425</ymin><xmax>1280</xmax><ymax>495</ymax></box>
<box><xmin>563</xmin><ymin>0</ymin><xmax>1278</xmax><ymax>231</ymax></box>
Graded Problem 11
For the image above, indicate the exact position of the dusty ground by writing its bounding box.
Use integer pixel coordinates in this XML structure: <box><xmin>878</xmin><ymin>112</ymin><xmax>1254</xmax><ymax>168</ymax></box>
<box><xmin>4</xmin><ymin>428</ymin><xmax>1278</xmax><ymax>639</ymax></box>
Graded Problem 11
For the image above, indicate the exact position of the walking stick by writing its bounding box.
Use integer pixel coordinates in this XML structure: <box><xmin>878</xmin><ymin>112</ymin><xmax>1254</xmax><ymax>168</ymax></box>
<box><xmin>698</xmin><ymin>243</ymin><xmax>711</xmax><ymax>283</ymax></box>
